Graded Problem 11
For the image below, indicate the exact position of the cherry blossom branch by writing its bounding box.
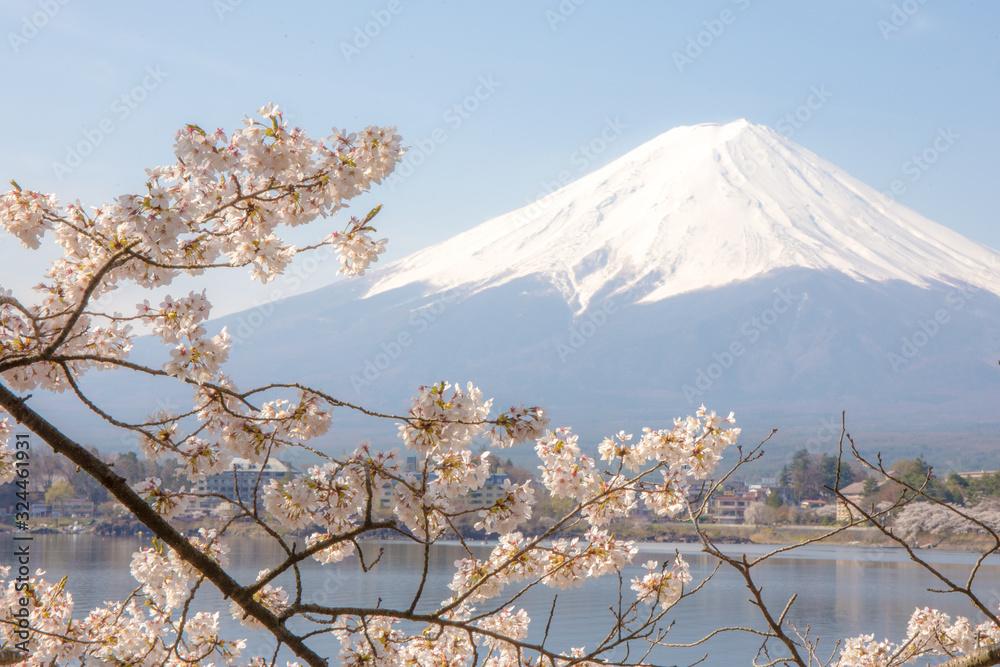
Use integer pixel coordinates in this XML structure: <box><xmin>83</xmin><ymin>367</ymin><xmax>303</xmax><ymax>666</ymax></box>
<box><xmin>0</xmin><ymin>381</ymin><xmax>328</xmax><ymax>667</ymax></box>
<box><xmin>937</xmin><ymin>645</ymin><xmax>1000</xmax><ymax>667</ymax></box>
<box><xmin>246</xmin><ymin>519</ymin><xmax>394</xmax><ymax>597</ymax></box>
<box><xmin>37</xmin><ymin>243</ymin><xmax>138</xmax><ymax>360</ymax></box>
<box><xmin>841</xmin><ymin>436</ymin><xmax>1000</xmax><ymax>629</ymax></box>
<box><xmin>291</xmin><ymin>602</ymin><xmax>670</xmax><ymax>667</ymax></box>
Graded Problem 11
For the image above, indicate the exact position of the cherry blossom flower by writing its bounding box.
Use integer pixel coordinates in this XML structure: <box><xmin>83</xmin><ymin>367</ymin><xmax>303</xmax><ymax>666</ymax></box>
<box><xmin>133</xmin><ymin>476</ymin><xmax>190</xmax><ymax>519</ymax></box>
<box><xmin>630</xmin><ymin>557</ymin><xmax>691</xmax><ymax>610</ymax></box>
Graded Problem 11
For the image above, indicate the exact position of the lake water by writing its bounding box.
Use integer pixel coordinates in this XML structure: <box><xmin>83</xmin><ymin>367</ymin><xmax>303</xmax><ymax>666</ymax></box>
<box><xmin>20</xmin><ymin>534</ymin><xmax>1000</xmax><ymax>665</ymax></box>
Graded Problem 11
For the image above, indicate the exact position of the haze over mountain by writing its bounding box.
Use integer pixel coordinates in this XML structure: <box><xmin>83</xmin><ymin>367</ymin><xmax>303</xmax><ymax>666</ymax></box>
<box><xmin>69</xmin><ymin>120</ymin><xmax>1000</xmax><ymax>468</ymax></box>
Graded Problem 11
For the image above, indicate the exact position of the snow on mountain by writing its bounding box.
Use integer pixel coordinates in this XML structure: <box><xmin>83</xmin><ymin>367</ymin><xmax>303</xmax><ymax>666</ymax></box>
<box><xmin>366</xmin><ymin>120</ymin><xmax>1000</xmax><ymax>312</ymax></box>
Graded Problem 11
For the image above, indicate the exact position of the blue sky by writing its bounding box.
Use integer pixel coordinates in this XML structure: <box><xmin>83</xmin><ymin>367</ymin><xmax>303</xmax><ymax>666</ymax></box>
<box><xmin>2</xmin><ymin>0</ymin><xmax>997</xmax><ymax>315</ymax></box>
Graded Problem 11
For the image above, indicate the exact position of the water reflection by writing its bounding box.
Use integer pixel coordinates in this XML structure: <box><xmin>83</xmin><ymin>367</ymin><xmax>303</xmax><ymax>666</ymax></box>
<box><xmin>30</xmin><ymin>535</ymin><xmax>1000</xmax><ymax>665</ymax></box>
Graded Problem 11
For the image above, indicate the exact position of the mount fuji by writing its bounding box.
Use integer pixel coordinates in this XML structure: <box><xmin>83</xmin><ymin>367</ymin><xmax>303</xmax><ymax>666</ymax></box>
<box><xmin>364</xmin><ymin>120</ymin><xmax>998</xmax><ymax>310</ymax></box>
<box><xmin>77</xmin><ymin>120</ymin><xmax>1000</xmax><ymax>466</ymax></box>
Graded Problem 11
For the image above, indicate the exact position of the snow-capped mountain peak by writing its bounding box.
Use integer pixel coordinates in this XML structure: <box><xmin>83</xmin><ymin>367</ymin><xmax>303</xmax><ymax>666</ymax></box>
<box><xmin>365</xmin><ymin>120</ymin><xmax>1000</xmax><ymax>312</ymax></box>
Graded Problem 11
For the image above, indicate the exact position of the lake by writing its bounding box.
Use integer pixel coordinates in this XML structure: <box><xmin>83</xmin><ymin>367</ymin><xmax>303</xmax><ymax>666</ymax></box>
<box><xmin>20</xmin><ymin>534</ymin><xmax>1000</xmax><ymax>665</ymax></box>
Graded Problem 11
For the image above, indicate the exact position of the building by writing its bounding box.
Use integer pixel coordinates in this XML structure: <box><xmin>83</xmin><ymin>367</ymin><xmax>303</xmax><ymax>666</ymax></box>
<box><xmin>374</xmin><ymin>471</ymin><xmax>515</xmax><ymax>511</ymax></box>
<box><xmin>465</xmin><ymin>473</ymin><xmax>512</xmax><ymax>508</ymax></box>
<box><xmin>189</xmin><ymin>458</ymin><xmax>296</xmax><ymax>514</ymax></box>
<box><xmin>10</xmin><ymin>497</ymin><xmax>95</xmax><ymax>519</ymax></box>
<box><xmin>187</xmin><ymin>455</ymin><xmax>517</xmax><ymax>520</ymax></box>
<box><xmin>709</xmin><ymin>492</ymin><xmax>758</xmax><ymax>525</ymax></box>
<box><xmin>836</xmin><ymin>479</ymin><xmax>885</xmax><ymax>522</ymax></box>
<box><xmin>52</xmin><ymin>497</ymin><xmax>96</xmax><ymax>518</ymax></box>
<box><xmin>799</xmin><ymin>499</ymin><xmax>828</xmax><ymax>510</ymax></box>
<box><xmin>955</xmin><ymin>470</ymin><xmax>998</xmax><ymax>480</ymax></box>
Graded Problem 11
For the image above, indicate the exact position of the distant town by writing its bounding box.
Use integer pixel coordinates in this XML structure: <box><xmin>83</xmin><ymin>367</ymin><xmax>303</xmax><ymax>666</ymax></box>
<box><xmin>4</xmin><ymin>446</ymin><xmax>998</xmax><ymax>543</ymax></box>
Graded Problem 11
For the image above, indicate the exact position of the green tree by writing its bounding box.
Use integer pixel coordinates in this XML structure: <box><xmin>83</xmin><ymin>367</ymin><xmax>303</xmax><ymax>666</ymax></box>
<box><xmin>819</xmin><ymin>453</ymin><xmax>856</xmax><ymax>494</ymax></box>
<box><xmin>70</xmin><ymin>446</ymin><xmax>112</xmax><ymax>505</ymax></box>
<box><xmin>894</xmin><ymin>456</ymin><xmax>931</xmax><ymax>489</ymax></box>
<box><xmin>963</xmin><ymin>471</ymin><xmax>1000</xmax><ymax>504</ymax></box>
<box><xmin>944</xmin><ymin>472</ymin><xmax>969</xmax><ymax>504</ymax></box>
<box><xmin>789</xmin><ymin>448</ymin><xmax>823</xmax><ymax>502</ymax></box>
<box><xmin>113</xmin><ymin>451</ymin><xmax>142</xmax><ymax>484</ymax></box>
<box><xmin>45</xmin><ymin>480</ymin><xmax>77</xmax><ymax>516</ymax></box>
<box><xmin>891</xmin><ymin>456</ymin><xmax>956</xmax><ymax>503</ymax></box>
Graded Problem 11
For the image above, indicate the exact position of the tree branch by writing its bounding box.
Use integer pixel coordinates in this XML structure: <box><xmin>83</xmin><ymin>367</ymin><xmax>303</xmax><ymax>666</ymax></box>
<box><xmin>0</xmin><ymin>381</ymin><xmax>328</xmax><ymax>667</ymax></box>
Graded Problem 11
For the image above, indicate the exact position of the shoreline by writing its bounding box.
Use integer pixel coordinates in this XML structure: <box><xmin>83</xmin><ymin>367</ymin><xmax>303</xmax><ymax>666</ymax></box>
<box><xmin>6</xmin><ymin>518</ymin><xmax>995</xmax><ymax>552</ymax></box>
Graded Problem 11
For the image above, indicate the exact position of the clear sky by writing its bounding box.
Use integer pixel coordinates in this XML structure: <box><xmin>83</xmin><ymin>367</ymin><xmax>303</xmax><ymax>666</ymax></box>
<box><xmin>2</xmin><ymin>1</ymin><xmax>997</xmax><ymax>316</ymax></box>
